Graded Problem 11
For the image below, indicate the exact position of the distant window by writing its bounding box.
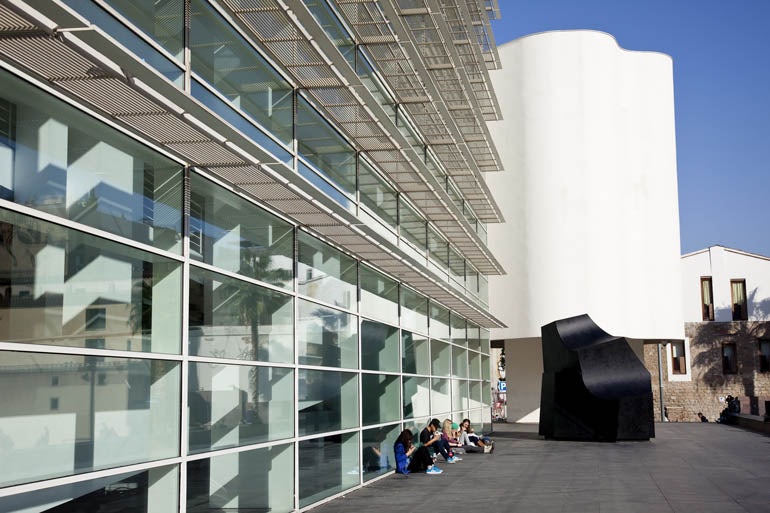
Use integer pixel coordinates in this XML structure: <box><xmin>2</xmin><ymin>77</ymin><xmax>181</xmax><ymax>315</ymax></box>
<box><xmin>671</xmin><ymin>341</ymin><xmax>687</xmax><ymax>374</ymax></box>
<box><xmin>51</xmin><ymin>376</ymin><xmax>59</xmax><ymax>387</ymax></box>
<box><xmin>722</xmin><ymin>343</ymin><xmax>737</xmax><ymax>374</ymax></box>
<box><xmin>700</xmin><ymin>277</ymin><xmax>714</xmax><ymax>321</ymax></box>
<box><xmin>85</xmin><ymin>307</ymin><xmax>107</xmax><ymax>331</ymax></box>
<box><xmin>50</xmin><ymin>397</ymin><xmax>59</xmax><ymax>410</ymax></box>
<box><xmin>759</xmin><ymin>340</ymin><xmax>770</xmax><ymax>373</ymax></box>
<box><xmin>730</xmin><ymin>279</ymin><xmax>748</xmax><ymax>321</ymax></box>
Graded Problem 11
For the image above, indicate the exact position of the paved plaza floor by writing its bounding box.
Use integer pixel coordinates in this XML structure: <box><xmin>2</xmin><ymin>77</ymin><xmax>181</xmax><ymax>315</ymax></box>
<box><xmin>310</xmin><ymin>422</ymin><xmax>770</xmax><ymax>513</ymax></box>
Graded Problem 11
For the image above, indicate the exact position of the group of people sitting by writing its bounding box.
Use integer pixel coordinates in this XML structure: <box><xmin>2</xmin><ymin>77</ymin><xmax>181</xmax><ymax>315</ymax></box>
<box><xmin>394</xmin><ymin>418</ymin><xmax>494</xmax><ymax>475</ymax></box>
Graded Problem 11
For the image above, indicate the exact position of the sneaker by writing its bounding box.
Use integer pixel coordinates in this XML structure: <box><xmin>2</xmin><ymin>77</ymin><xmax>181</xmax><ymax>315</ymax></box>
<box><xmin>446</xmin><ymin>456</ymin><xmax>458</xmax><ymax>463</ymax></box>
<box><xmin>483</xmin><ymin>445</ymin><xmax>492</xmax><ymax>454</ymax></box>
<box><xmin>453</xmin><ymin>456</ymin><xmax>462</xmax><ymax>461</ymax></box>
<box><xmin>425</xmin><ymin>466</ymin><xmax>443</xmax><ymax>475</ymax></box>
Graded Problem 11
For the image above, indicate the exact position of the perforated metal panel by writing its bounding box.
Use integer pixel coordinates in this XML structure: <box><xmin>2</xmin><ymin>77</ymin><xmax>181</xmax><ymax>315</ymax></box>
<box><xmin>0</xmin><ymin>1</ymin><xmax>503</xmax><ymax>326</ymax></box>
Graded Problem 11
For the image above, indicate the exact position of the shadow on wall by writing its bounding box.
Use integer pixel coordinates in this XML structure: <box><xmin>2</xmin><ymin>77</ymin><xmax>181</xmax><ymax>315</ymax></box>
<box><xmin>689</xmin><ymin>319</ymin><xmax>770</xmax><ymax>399</ymax></box>
<box><xmin>716</xmin><ymin>288</ymin><xmax>770</xmax><ymax>323</ymax></box>
<box><xmin>749</xmin><ymin>288</ymin><xmax>770</xmax><ymax>321</ymax></box>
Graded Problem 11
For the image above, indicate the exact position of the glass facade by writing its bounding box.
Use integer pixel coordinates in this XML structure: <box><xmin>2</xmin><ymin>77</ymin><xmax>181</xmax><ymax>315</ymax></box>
<box><xmin>0</xmin><ymin>2</ymin><xmax>498</xmax><ymax>510</ymax></box>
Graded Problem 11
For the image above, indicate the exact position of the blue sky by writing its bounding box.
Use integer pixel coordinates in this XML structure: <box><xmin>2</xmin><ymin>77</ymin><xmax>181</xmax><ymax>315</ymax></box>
<box><xmin>491</xmin><ymin>1</ymin><xmax>770</xmax><ymax>257</ymax></box>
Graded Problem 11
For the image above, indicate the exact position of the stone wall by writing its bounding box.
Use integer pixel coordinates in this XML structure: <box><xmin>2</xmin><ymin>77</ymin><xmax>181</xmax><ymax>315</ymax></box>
<box><xmin>644</xmin><ymin>321</ymin><xmax>770</xmax><ymax>422</ymax></box>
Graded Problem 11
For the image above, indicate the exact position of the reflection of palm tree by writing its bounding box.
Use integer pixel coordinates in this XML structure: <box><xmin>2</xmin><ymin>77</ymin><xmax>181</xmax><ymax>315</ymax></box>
<box><xmin>237</xmin><ymin>243</ymin><xmax>292</xmax><ymax>426</ymax></box>
<box><xmin>238</xmin><ymin>242</ymin><xmax>290</xmax><ymax>361</ymax></box>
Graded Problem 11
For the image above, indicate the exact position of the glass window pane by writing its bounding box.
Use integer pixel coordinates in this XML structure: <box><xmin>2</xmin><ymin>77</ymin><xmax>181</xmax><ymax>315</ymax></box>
<box><xmin>361</xmin><ymin>320</ymin><xmax>399</xmax><ymax>372</ymax></box>
<box><xmin>298</xmin><ymin>299</ymin><xmax>358</xmax><ymax>369</ymax></box>
<box><xmin>298</xmin><ymin>231</ymin><xmax>357</xmax><ymax>310</ymax></box>
<box><xmin>446</xmin><ymin>183</ymin><xmax>463</xmax><ymax>213</ymax></box>
<box><xmin>469</xmin><ymin>381</ymin><xmax>482</xmax><ymax>410</ymax></box>
<box><xmin>357</xmin><ymin>49</ymin><xmax>395</xmax><ymax>116</ymax></box>
<box><xmin>399</xmin><ymin>198</ymin><xmax>426</xmax><ymax>250</ymax></box>
<box><xmin>469</xmin><ymin>351</ymin><xmax>481</xmax><ymax>380</ymax></box>
<box><xmin>360</xmin><ymin>264</ymin><xmax>398</xmax><ymax>325</ymax></box>
<box><xmin>0</xmin><ymin>351</ymin><xmax>179</xmax><ymax>487</ymax></box>
<box><xmin>483</xmin><ymin>380</ymin><xmax>492</xmax><ymax>408</ymax></box>
<box><xmin>481</xmin><ymin>328</ymin><xmax>491</xmax><ymax>354</ymax></box>
<box><xmin>431</xmin><ymin>339</ymin><xmax>450</xmax><ymax>377</ymax></box>
<box><xmin>470</xmin><ymin>408</ymin><xmax>482</xmax><ymax>427</ymax></box>
<box><xmin>0</xmin><ymin>70</ymin><xmax>183</xmax><ymax>254</ymax></box>
<box><xmin>191</xmin><ymin>80</ymin><xmax>293</xmax><ymax>165</ymax></box>
<box><xmin>400</xmin><ymin>286</ymin><xmax>428</xmax><ymax>334</ymax></box>
<box><xmin>467</xmin><ymin>322</ymin><xmax>481</xmax><ymax>351</ymax></box>
<box><xmin>402</xmin><ymin>331</ymin><xmax>430</xmax><ymax>375</ymax></box>
<box><xmin>481</xmin><ymin>354</ymin><xmax>491</xmax><ymax>381</ymax></box>
<box><xmin>187</xmin><ymin>443</ymin><xmax>294</xmax><ymax>513</ymax></box>
<box><xmin>452</xmin><ymin>379</ymin><xmax>468</xmax><ymax>412</ymax></box>
<box><xmin>396</xmin><ymin>107</ymin><xmax>423</xmax><ymax>155</ymax></box>
<box><xmin>362</xmin><ymin>373</ymin><xmax>400</xmax><ymax>426</ymax></box>
<box><xmin>402</xmin><ymin>376</ymin><xmax>430</xmax><ymax>419</ymax></box>
<box><xmin>299</xmin><ymin>432</ymin><xmax>359</xmax><ymax>508</ymax></box>
<box><xmin>103</xmin><ymin>0</ymin><xmax>184</xmax><ymax>60</ymax></box>
<box><xmin>189</xmin><ymin>363</ymin><xmax>293</xmax><ymax>454</ymax></box>
<box><xmin>451</xmin><ymin>314</ymin><xmax>467</xmax><ymax>347</ymax></box>
<box><xmin>297</xmin><ymin>96</ymin><xmax>356</xmax><ymax>195</ymax></box>
<box><xmin>190</xmin><ymin>0</ymin><xmax>293</xmax><ymax>145</ymax></box>
<box><xmin>362</xmin><ymin>424</ymin><xmax>398</xmax><ymax>481</ymax></box>
<box><xmin>298</xmin><ymin>369</ymin><xmax>358</xmax><ymax>436</ymax></box>
<box><xmin>449</xmin><ymin>247</ymin><xmax>464</xmax><ymax>284</ymax></box>
<box><xmin>431</xmin><ymin>378</ymin><xmax>450</xmax><ymax>417</ymax></box>
<box><xmin>304</xmin><ymin>0</ymin><xmax>355</xmax><ymax>67</ymax></box>
<box><xmin>189</xmin><ymin>266</ymin><xmax>293</xmax><ymax>363</ymax></box>
<box><xmin>452</xmin><ymin>345</ymin><xmax>468</xmax><ymax>378</ymax></box>
<box><xmin>430</xmin><ymin>303</ymin><xmax>450</xmax><ymax>341</ymax></box>
<box><xmin>359</xmin><ymin>158</ymin><xmax>397</xmax><ymax>228</ymax></box>
<box><xmin>62</xmin><ymin>1</ymin><xmax>183</xmax><ymax>84</ymax></box>
<box><xmin>467</xmin><ymin>269</ymin><xmax>479</xmax><ymax>297</ymax></box>
<box><xmin>190</xmin><ymin>173</ymin><xmax>293</xmax><ymax>289</ymax></box>
<box><xmin>479</xmin><ymin>274</ymin><xmax>489</xmax><ymax>305</ymax></box>
<box><xmin>0</xmin><ymin>464</ymin><xmax>179</xmax><ymax>513</ymax></box>
<box><xmin>0</xmin><ymin>209</ymin><xmax>182</xmax><ymax>354</ymax></box>
<box><xmin>428</xmin><ymin>227</ymin><xmax>449</xmax><ymax>268</ymax></box>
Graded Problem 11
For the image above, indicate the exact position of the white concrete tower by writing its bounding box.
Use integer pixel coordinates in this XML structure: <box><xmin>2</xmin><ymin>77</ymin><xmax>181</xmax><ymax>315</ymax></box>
<box><xmin>487</xmin><ymin>31</ymin><xmax>684</xmax><ymax>421</ymax></box>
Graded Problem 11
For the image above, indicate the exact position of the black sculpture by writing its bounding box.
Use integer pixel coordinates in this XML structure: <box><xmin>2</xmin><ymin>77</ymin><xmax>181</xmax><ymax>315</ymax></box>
<box><xmin>539</xmin><ymin>314</ymin><xmax>654</xmax><ymax>441</ymax></box>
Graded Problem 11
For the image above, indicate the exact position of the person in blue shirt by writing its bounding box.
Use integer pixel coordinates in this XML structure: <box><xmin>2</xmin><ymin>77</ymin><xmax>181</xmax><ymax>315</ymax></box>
<box><xmin>394</xmin><ymin>429</ymin><xmax>442</xmax><ymax>475</ymax></box>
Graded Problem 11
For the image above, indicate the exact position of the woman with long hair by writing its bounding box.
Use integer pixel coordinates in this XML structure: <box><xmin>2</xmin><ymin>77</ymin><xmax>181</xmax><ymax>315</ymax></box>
<box><xmin>458</xmin><ymin>418</ymin><xmax>494</xmax><ymax>453</ymax></box>
<box><xmin>393</xmin><ymin>429</ymin><xmax>442</xmax><ymax>475</ymax></box>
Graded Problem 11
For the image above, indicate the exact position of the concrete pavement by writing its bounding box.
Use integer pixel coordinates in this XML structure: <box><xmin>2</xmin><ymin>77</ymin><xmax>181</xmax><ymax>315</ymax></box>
<box><xmin>309</xmin><ymin>422</ymin><xmax>770</xmax><ymax>513</ymax></box>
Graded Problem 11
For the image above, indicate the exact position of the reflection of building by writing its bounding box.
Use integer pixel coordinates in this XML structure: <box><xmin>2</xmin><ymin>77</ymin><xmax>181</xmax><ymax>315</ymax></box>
<box><xmin>0</xmin><ymin>1</ymin><xmax>502</xmax><ymax>511</ymax></box>
<box><xmin>486</xmin><ymin>31</ymin><xmax>685</xmax><ymax>423</ymax></box>
<box><xmin>644</xmin><ymin>246</ymin><xmax>770</xmax><ymax>422</ymax></box>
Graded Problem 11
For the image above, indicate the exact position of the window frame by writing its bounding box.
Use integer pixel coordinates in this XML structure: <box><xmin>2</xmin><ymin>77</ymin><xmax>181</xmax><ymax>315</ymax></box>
<box><xmin>730</xmin><ymin>279</ymin><xmax>748</xmax><ymax>321</ymax></box>
<box><xmin>758</xmin><ymin>339</ymin><xmax>770</xmax><ymax>373</ymax></box>
<box><xmin>700</xmin><ymin>276</ymin><xmax>714</xmax><ymax>321</ymax></box>
<box><xmin>722</xmin><ymin>342</ymin><xmax>738</xmax><ymax>375</ymax></box>
<box><xmin>670</xmin><ymin>341</ymin><xmax>687</xmax><ymax>375</ymax></box>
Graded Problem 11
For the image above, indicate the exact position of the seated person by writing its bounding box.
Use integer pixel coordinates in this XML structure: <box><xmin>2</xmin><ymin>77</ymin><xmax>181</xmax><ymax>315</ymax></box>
<box><xmin>441</xmin><ymin>419</ymin><xmax>462</xmax><ymax>449</ymax></box>
<box><xmin>458</xmin><ymin>418</ymin><xmax>494</xmax><ymax>454</ymax></box>
<box><xmin>394</xmin><ymin>429</ymin><xmax>442</xmax><ymax>475</ymax></box>
<box><xmin>421</xmin><ymin>418</ymin><xmax>459</xmax><ymax>463</ymax></box>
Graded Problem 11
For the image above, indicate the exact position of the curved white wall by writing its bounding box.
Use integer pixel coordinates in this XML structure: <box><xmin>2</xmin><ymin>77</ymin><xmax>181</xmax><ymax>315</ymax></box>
<box><xmin>487</xmin><ymin>30</ymin><xmax>684</xmax><ymax>342</ymax></box>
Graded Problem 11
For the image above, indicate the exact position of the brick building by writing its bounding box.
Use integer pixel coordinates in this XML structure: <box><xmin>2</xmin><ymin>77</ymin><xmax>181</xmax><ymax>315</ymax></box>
<box><xmin>646</xmin><ymin>246</ymin><xmax>770</xmax><ymax>422</ymax></box>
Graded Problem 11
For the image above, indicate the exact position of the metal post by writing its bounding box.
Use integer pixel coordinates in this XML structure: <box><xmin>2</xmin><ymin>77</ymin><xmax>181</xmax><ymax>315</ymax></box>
<box><xmin>657</xmin><ymin>343</ymin><xmax>666</xmax><ymax>421</ymax></box>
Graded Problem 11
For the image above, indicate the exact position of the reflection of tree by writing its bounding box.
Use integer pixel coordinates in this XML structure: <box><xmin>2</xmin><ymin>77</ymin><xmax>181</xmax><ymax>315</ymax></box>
<box><xmin>237</xmin><ymin>243</ymin><xmax>291</xmax><ymax>427</ymax></box>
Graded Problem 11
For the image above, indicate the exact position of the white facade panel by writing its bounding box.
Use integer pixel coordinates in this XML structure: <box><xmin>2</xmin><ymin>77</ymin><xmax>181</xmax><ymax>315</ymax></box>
<box><xmin>682</xmin><ymin>246</ymin><xmax>770</xmax><ymax>322</ymax></box>
<box><xmin>487</xmin><ymin>30</ymin><xmax>684</xmax><ymax>342</ymax></box>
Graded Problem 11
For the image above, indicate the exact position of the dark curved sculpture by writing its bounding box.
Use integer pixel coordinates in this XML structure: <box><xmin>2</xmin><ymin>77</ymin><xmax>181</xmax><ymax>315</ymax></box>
<box><xmin>539</xmin><ymin>314</ymin><xmax>654</xmax><ymax>441</ymax></box>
